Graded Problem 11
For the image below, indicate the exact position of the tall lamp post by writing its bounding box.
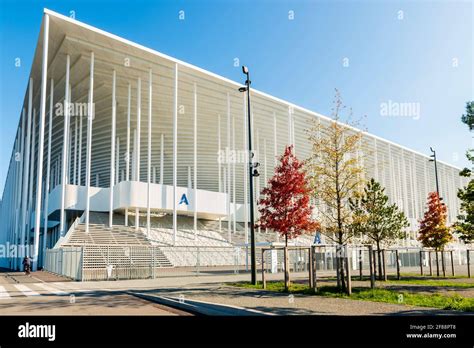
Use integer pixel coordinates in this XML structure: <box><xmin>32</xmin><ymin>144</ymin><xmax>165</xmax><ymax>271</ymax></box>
<box><xmin>239</xmin><ymin>66</ymin><xmax>258</xmax><ymax>285</ymax></box>
<box><xmin>429</xmin><ymin>147</ymin><xmax>440</xmax><ymax>197</ymax></box>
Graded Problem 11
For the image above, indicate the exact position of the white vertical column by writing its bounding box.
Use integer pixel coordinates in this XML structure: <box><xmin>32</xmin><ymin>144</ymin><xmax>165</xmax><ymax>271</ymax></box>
<box><xmin>160</xmin><ymin>133</ymin><xmax>164</xmax><ymax>185</ymax></box>
<box><xmin>135</xmin><ymin>77</ymin><xmax>141</xmax><ymax>230</ymax></box>
<box><xmin>232</xmin><ymin>114</ymin><xmax>236</xmax><ymax>235</ymax></box>
<box><xmin>27</xmin><ymin>109</ymin><xmax>36</xmax><ymax>250</ymax></box>
<box><xmin>109</xmin><ymin>70</ymin><xmax>116</xmax><ymax>228</ymax></box>
<box><xmin>84</xmin><ymin>52</ymin><xmax>95</xmax><ymax>233</ymax></box>
<box><xmin>288</xmin><ymin>106</ymin><xmax>292</xmax><ymax>145</ymax></box>
<box><xmin>125</xmin><ymin>83</ymin><xmax>131</xmax><ymax>226</ymax></box>
<box><xmin>153</xmin><ymin>166</ymin><xmax>156</xmax><ymax>184</ymax></box>
<box><xmin>218</xmin><ymin>114</ymin><xmax>221</xmax><ymax>192</ymax></box>
<box><xmin>78</xmin><ymin>100</ymin><xmax>83</xmax><ymax>186</ymax></box>
<box><xmin>116</xmin><ymin>137</ymin><xmax>120</xmax><ymax>184</ymax></box>
<box><xmin>172</xmin><ymin>63</ymin><xmax>178</xmax><ymax>244</ymax></box>
<box><xmin>273</xmin><ymin>112</ymin><xmax>277</xmax><ymax>166</ymax></box>
<box><xmin>60</xmin><ymin>55</ymin><xmax>70</xmax><ymax>236</ymax></box>
<box><xmin>147</xmin><ymin>69</ymin><xmax>152</xmax><ymax>236</ymax></box>
<box><xmin>73</xmin><ymin>116</ymin><xmax>77</xmax><ymax>185</ymax></box>
<box><xmin>15</xmin><ymin>108</ymin><xmax>26</xmax><ymax>269</ymax></box>
<box><xmin>193</xmin><ymin>83</ymin><xmax>198</xmax><ymax>238</ymax></box>
<box><xmin>226</xmin><ymin>93</ymin><xmax>231</xmax><ymax>241</ymax></box>
<box><xmin>42</xmin><ymin>79</ymin><xmax>54</xmax><ymax>262</ymax></box>
<box><xmin>20</xmin><ymin>90</ymin><xmax>32</xmax><ymax>263</ymax></box>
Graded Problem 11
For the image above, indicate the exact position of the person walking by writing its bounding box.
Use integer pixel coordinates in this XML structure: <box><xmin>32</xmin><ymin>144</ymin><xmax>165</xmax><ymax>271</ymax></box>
<box><xmin>22</xmin><ymin>256</ymin><xmax>31</xmax><ymax>276</ymax></box>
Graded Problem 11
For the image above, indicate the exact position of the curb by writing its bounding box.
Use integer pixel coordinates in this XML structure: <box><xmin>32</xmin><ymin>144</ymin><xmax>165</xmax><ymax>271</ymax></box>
<box><xmin>129</xmin><ymin>291</ymin><xmax>274</xmax><ymax>316</ymax></box>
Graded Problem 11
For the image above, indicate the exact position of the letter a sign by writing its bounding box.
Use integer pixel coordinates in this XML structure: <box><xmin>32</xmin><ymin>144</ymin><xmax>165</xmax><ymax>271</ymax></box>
<box><xmin>179</xmin><ymin>193</ymin><xmax>189</xmax><ymax>205</ymax></box>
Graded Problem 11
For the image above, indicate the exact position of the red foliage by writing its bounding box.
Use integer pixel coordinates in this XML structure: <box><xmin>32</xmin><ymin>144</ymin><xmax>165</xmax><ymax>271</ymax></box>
<box><xmin>258</xmin><ymin>145</ymin><xmax>319</xmax><ymax>244</ymax></box>
<box><xmin>418</xmin><ymin>191</ymin><xmax>452</xmax><ymax>250</ymax></box>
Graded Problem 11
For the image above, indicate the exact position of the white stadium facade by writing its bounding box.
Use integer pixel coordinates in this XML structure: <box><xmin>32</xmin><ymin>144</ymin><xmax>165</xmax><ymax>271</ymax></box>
<box><xmin>0</xmin><ymin>9</ymin><xmax>469</xmax><ymax>277</ymax></box>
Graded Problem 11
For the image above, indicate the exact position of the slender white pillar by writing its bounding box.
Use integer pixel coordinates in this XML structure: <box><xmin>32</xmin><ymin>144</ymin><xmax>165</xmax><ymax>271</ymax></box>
<box><xmin>232</xmin><ymin>114</ymin><xmax>236</xmax><ymax>235</ymax></box>
<box><xmin>20</xmin><ymin>102</ymin><xmax>31</xmax><ymax>267</ymax></box>
<box><xmin>73</xmin><ymin>116</ymin><xmax>77</xmax><ymax>185</ymax></box>
<box><xmin>125</xmin><ymin>83</ymin><xmax>131</xmax><ymax>226</ymax></box>
<box><xmin>187</xmin><ymin>166</ymin><xmax>192</xmax><ymax>188</ymax></box>
<box><xmin>147</xmin><ymin>68</ymin><xmax>152</xmax><ymax>236</ymax></box>
<box><xmin>42</xmin><ymin>78</ymin><xmax>54</xmax><ymax>264</ymax></box>
<box><xmin>173</xmin><ymin>63</ymin><xmax>178</xmax><ymax>244</ymax></box>
<box><xmin>60</xmin><ymin>55</ymin><xmax>70</xmax><ymax>236</ymax></box>
<box><xmin>135</xmin><ymin>77</ymin><xmax>141</xmax><ymax>230</ymax></box>
<box><xmin>27</xmin><ymin>109</ymin><xmax>36</xmax><ymax>250</ymax></box>
<box><xmin>218</xmin><ymin>114</ymin><xmax>221</xmax><ymax>192</ymax></box>
<box><xmin>153</xmin><ymin>166</ymin><xmax>156</xmax><ymax>184</ymax></box>
<box><xmin>160</xmin><ymin>133</ymin><xmax>164</xmax><ymax>185</ymax></box>
<box><xmin>78</xmin><ymin>100</ymin><xmax>82</xmax><ymax>186</ymax></box>
<box><xmin>84</xmin><ymin>52</ymin><xmax>95</xmax><ymax>233</ymax></box>
<box><xmin>132</xmin><ymin>129</ymin><xmax>137</xmax><ymax>181</ymax></box>
<box><xmin>226</xmin><ymin>93</ymin><xmax>231</xmax><ymax>241</ymax></box>
<box><xmin>273</xmin><ymin>112</ymin><xmax>277</xmax><ymax>165</ymax></box>
<box><xmin>193</xmin><ymin>83</ymin><xmax>198</xmax><ymax>238</ymax></box>
<box><xmin>109</xmin><ymin>70</ymin><xmax>116</xmax><ymax>228</ymax></box>
<box><xmin>116</xmin><ymin>137</ymin><xmax>120</xmax><ymax>185</ymax></box>
<box><xmin>15</xmin><ymin>108</ymin><xmax>26</xmax><ymax>269</ymax></box>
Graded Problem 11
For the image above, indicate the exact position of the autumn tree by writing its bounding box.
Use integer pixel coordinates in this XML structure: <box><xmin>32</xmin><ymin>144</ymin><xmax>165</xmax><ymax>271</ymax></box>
<box><xmin>418</xmin><ymin>192</ymin><xmax>453</xmax><ymax>276</ymax></box>
<box><xmin>349</xmin><ymin>178</ymin><xmax>409</xmax><ymax>280</ymax></box>
<box><xmin>306</xmin><ymin>90</ymin><xmax>366</xmax><ymax>293</ymax></box>
<box><xmin>455</xmin><ymin>101</ymin><xmax>474</xmax><ymax>244</ymax></box>
<box><xmin>258</xmin><ymin>145</ymin><xmax>319</xmax><ymax>291</ymax></box>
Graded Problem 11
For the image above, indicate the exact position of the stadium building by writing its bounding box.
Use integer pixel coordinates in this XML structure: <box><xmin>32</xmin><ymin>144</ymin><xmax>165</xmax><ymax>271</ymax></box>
<box><xmin>0</xmin><ymin>9</ymin><xmax>469</xmax><ymax>277</ymax></box>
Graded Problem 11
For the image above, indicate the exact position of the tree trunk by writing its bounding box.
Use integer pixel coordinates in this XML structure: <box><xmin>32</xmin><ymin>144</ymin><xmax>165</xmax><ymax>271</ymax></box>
<box><xmin>435</xmin><ymin>250</ymin><xmax>440</xmax><ymax>277</ymax></box>
<box><xmin>377</xmin><ymin>241</ymin><xmax>383</xmax><ymax>281</ymax></box>
<box><xmin>337</xmin><ymin>243</ymin><xmax>346</xmax><ymax>292</ymax></box>
<box><xmin>284</xmin><ymin>235</ymin><xmax>290</xmax><ymax>291</ymax></box>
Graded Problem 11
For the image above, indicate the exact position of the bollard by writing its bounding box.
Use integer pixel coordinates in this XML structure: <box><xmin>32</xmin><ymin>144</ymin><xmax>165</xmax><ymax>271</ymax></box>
<box><xmin>261</xmin><ymin>249</ymin><xmax>266</xmax><ymax>289</ymax></box>
<box><xmin>395</xmin><ymin>250</ymin><xmax>400</xmax><ymax>280</ymax></box>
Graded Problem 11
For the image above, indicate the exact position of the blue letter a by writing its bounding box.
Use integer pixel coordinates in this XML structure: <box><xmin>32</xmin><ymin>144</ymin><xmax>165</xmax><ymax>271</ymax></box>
<box><xmin>179</xmin><ymin>193</ymin><xmax>189</xmax><ymax>205</ymax></box>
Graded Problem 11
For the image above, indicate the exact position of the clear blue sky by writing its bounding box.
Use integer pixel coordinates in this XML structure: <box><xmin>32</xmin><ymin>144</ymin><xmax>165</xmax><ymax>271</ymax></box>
<box><xmin>0</xmin><ymin>0</ymin><xmax>473</xmax><ymax>196</ymax></box>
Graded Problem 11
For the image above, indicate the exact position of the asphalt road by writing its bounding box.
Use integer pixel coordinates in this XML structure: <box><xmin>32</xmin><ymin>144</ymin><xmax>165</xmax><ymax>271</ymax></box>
<box><xmin>0</xmin><ymin>272</ymin><xmax>191</xmax><ymax>316</ymax></box>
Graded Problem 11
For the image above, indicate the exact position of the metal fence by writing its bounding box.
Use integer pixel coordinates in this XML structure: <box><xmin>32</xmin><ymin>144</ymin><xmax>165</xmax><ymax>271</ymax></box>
<box><xmin>44</xmin><ymin>247</ymin><xmax>83</xmax><ymax>280</ymax></box>
<box><xmin>44</xmin><ymin>244</ymin><xmax>473</xmax><ymax>281</ymax></box>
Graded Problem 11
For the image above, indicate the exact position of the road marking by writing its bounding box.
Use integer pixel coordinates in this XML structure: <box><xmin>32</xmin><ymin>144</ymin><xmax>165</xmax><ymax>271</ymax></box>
<box><xmin>13</xmin><ymin>284</ymin><xmax>40</xmax><ymax>297</ymax></box>
<box><xmin>34</xmin><ymin>283</ymin><xmax>67</xmax><ymax>295</ymax></box>
<box><xmin>0</xmin><ymin>286</ymin><xmax>11</xmax><ymax>299</ymax></box>
<box><xmin>52</xmin><ymin>282</ymin><xmax>88</xmax><ymax>293</ymax></box>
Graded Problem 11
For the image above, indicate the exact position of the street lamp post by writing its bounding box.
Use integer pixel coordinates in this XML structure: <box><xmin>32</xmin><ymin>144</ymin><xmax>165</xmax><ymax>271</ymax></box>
<box><xmin>239</xmin><ymin>66</ymin><xmax>258</xmax><ymax>285</ymax></box>
<box><xmin>429</xmin><ymin>147</ymin><xmax>440</xmax><ymax>197</ymax></box>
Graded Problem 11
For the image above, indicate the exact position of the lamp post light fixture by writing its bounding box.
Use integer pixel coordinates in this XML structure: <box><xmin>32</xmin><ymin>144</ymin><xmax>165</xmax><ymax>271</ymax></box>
<box><xmin>429</xmin><ymin>147</ymin><xmax>440</xmax><ymax>198</ymax></box>
<box><xmin>239</xmin><ymin>65</ymin><xmax>258</xmax><ymax>285</ymax></box>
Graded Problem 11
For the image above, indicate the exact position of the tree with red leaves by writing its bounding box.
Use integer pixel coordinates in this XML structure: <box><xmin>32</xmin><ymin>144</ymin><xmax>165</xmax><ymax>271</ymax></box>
<box><xmin>418</xmin><ymin>192</ymin><xmax>453</xmax><ymax>277</ymax></box>
<box><xmin>258</xmin><ymin>145</ymin><xmax>319</xmax><ymax>290</ymax></box>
